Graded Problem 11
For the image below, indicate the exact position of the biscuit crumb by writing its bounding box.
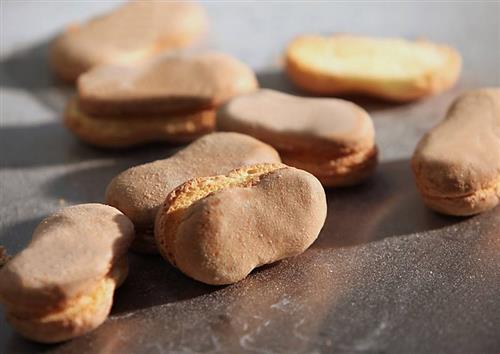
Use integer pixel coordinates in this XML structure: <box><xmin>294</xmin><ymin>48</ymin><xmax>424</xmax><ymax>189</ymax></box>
<box><xmin>0</xmin><ymin>246</ymin><xmax>11</xmax><ymax>267</ymax></box>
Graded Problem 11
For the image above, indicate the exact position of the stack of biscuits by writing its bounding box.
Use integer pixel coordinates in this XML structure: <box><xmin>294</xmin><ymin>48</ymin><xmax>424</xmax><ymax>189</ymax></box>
<box><xmin>2</xmin><ymin>0</ymin><xmax>498</xmax><ymax>347</ymax></box>
<box><xmin>65</xmin><ymin>52</ymin><xmax>258</xmax><ymax>148</ymax></box>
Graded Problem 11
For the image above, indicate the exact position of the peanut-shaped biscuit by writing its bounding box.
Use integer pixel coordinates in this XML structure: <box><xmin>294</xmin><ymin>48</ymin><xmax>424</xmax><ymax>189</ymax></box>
<box><xmin>0</xmin><ymin>204</ymin><xmax>134</xmax><ymax>343</ymax></box>
<box><xmin>412</xmin><ymin>88</ymin><xmax>500</xmax><ymax>215</ymax></box>
<box><xmin>105</xmin><ymin>132</ymin><xmax>281</xmax><ymax>253</ymax></box>
<box><xmin>77</xmin><ymin>52</ymin><xmax>258</xmax><ymax>116</ymax></box>
<box><xmin>65</xmin><ymin>53</ymin><xmax>258</xmax><ymax>148</ymax></box>
<box><xmin>218</xmin><ymin>89</ymin><xmax>377</xmax><ymax>186</ymax></box>
<box><xmin>286</xmin><ymin>34</ymin><xmax>461</xmax><ymax>101</ymax></box>
<box><xmin>155</xmin><ymin>164</ymin><xmax>327</xmax><ymax>285</ymax></box>
<box><xmin>50</xmin><ymin>0</ymin><xmax>207</xmax><ymax>82</ymax></box>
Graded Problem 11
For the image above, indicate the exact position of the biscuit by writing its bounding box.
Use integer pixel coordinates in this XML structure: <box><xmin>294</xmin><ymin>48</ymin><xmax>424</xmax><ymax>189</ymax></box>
<box><xmin>105</xmin><ymin>132</ymin><xmax>281</xmax><ymax>253</ymax></box>
<box><xmin>217</xmin><ymin>89</ymin><xmax>377</xmax><ymax>186</ymax></box>
<box><xmin>285</xmin><ymin>34</ymin><xmax>461</xmax><ymax>101</ymax></box>
<box><xmin>0</xmin><ymin>204</ymin><xmax>134</xmax><ymax>343</ymax></box>
<box><xmin>412</xmin><ymin>88</ymin><xmax>500</xmax><ymax>216</ymax></box>
<box><xmin>64</xmin><ymin>53</ymin><xmax>257</xmax><ymax>148</ymax></box>
<box><xmin>64</xmin><ymin>97</ymin><xmax>216</xmax><ymax>148</ymax></box>
<box><xmin>50</xmin><ymin>0</ymin><xmax>207</xmax><ymax>82</ymax></box>
<box><xmin>155</xmin><ymin>163</ymin><xmax>327</xmax><ymax>285</ymax></box>
<box><xmin>78</xmin><ymin>52</ymin><xmax>258</xmax><ymax>116</ymax></box>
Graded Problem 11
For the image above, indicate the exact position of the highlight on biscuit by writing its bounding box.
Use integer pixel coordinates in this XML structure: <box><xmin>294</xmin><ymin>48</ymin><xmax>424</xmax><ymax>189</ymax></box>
<box><xmin>155</xmin><ymin>163</ymin><xmax>327</xmax><ymax>285</ymax></box>
<box><xmin>285</xmin><ymin>34</ymin><xmax>461</xmax><ymax>101</ymax></box>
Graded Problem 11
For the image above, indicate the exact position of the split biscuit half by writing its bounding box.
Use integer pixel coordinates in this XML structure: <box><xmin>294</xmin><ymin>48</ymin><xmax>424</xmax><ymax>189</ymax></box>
<box><xmin>286</xmin><ymin>34</ymin><xmax>461</xmax><ymax>101</ymax></box>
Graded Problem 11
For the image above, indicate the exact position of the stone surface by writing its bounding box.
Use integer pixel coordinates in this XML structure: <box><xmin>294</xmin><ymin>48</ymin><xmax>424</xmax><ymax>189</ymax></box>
<box><xmin>1</xmin><ymin>1</ymin><xmax>499</xmax><ymax>353</ymax></box>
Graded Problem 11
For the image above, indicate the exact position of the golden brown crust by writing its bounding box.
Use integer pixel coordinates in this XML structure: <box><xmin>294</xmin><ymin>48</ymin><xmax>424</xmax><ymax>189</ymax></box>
<box><xmin>7</xmin><ymin>272</ymin><xmax>117</xmax><ymax>343</ymax></box>
<box><xmin>64</xmin><ymin>96</ymin><xmax>216</xmax><ymax>148</ymax></box>
<box><xmin>412</xmin><ymin>88</ymin><xmax>500</xmax><ymax>215</ymax></box>
<box><xmin>285</xmin><ymin>34</ymin><xmax>461</xmax><ymax>101</ymax></box>
<box><xmin>155</xmin><ymin>164</ymin><xmax>327</xmax><ymax>285</ymax></box>
<box><xmin>50</xmin><ymin>1</ymin><xmax>207</xmax><ymax>82</ymax></box>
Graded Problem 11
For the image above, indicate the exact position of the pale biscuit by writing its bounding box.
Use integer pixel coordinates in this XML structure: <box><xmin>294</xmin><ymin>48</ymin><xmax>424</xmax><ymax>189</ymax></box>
<box><xmin>286</xmin><ymin>34</ymin><xmax>461</xmax><ymax>101</ymax></box>
<box><xmin>217</xmin><ymin>89</ymin><xmax>377</xmax><ymax>186</ymax></box>
<box><xmin>50</xmin><ymin>0</ymin><xmax>207</xmax><ymax>82</ymax></box>
<box><xmin>412</xmin><ymin>88</ymin><xmax>500</xmax><ymax>215</ymax></box>
<box><xmin>105</xmin><ymin>132</ymin><xmax>281</xmax><ymax>253</ymax></box>
<box><xmin>0</xmin><ymin>204</ymin><xmax>134</xmax><ymax>343</ymax></box>
<box><xmin>155</xmin><ymin>164</ymin><xmax>327</xmax><ymax>285</ymax></box>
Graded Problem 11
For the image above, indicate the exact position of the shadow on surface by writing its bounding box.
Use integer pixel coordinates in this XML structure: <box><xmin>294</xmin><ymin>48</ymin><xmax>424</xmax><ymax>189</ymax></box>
<box><xmin>111</xmin><ymin>253</ymin><xmax>218</xmax><ymax>315</ymax></box>
<box><xmin>3</xmin><ymin>335</ymin><xmax>57</xmax><ymax>354</ymax></box>
<box><xmin>315</xmin><ymin>159</ymin><xmax>463</xmax><ymax>249</ymax></box>
<box><xmin>40</xmin><ymin>146</ymin><xmax>177</xmax><ymax>203</ymax></box>
<box><xmin>1</xmin><ymin>159</ymin><xmax>494</xmax><ymax>354</ymax></box>
<box><xmin>0</xmin><ymin>38</ymin><xmax>73</xmax><ymax>113</ymax></box>
<box><xmin>255</xmin><ymin>68</ymin><xmax>411</xmax><ymax>113</ymax></box>
<box><xmin>0</xmin><ymin>122</ymin><xmax>177</xmax><ymax>169</ymax></box>
<box><xmin>256</xmin><ymin>69</ymin><xmax>301</xmax><ymax>94</ymax></box>
<box><xmin>0</xmin><ymin>122</ymin><xmax>103</xmax><ymax>168</ymax></box>
<box><xmin>0</xmin><ymin>217</ymin><xmax>45</xmax><ymax>254</ymax></box>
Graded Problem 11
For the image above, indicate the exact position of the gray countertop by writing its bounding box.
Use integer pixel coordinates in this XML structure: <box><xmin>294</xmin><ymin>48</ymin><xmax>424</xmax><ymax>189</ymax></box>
<box><xmin>1</xmin><ymin>1</ymin><xmax>499</xmax><ymax>353</ymax></box>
